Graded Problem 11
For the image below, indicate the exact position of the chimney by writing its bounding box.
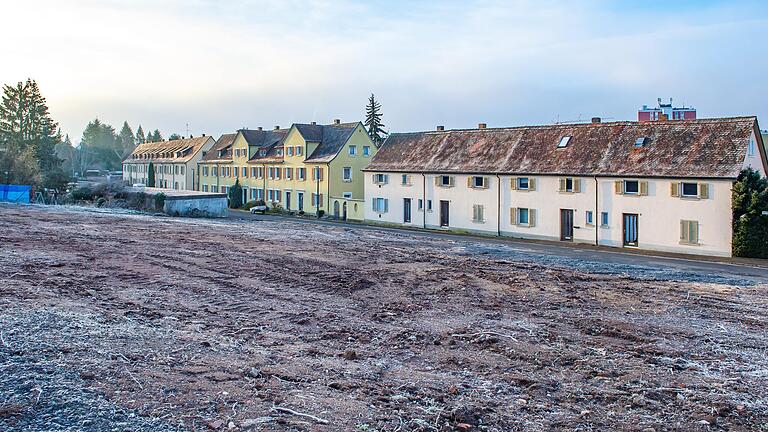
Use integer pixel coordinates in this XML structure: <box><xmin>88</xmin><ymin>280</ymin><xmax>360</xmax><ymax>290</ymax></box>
<box><xmin>478</xmin><ymin>123</ymin><xmax>487</xmax><ymax>129</ymax></box>
<box><xmin>436</xmin><ymin>125</ymin><xmax>445</xmax><ymax>131</ymax></box>
<box><xmin>274</xmin><ymin>125</ymin><xmax>280</xmax><ymax>130</ymax></box>
<box><xmin>202</xmin><ymin>134</ymin><xmax>206</xmax><ymax>137</ymax></box>
<box><xmin>659</xmin><ymin>113</ymin><xmax>669</xmax><ymax>121</ymax></box>
<box><xmin>257</xmin><ymin>126</ymin><xmax>263</xmax><ymax>131</ymax></box>
<box><xmin>311</xmin><ymin>121</ymin><xmax>317</xmax><ymax>125</ymax></box>
<box><xmin>591</xmin><ymin>117</ymin><xmax>601</xmax><ymax>124</ymax></box>
<box><xmin>334</xmin><ymin>119</ymin><xmax>341</xmax><ymax>125</ymax></box>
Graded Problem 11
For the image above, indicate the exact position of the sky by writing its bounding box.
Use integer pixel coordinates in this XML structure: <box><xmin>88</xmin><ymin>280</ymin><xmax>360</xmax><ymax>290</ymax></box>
<box><xmin>2</xmin><ymin>0</ymin><xmax>767</xmax><ymax>142</ymax></box>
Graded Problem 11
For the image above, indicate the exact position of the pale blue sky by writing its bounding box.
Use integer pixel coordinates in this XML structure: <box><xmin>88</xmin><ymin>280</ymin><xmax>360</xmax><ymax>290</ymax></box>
<box><xmin>2</xmin><ymin>0</ymin><xmax>767</xmax><ymax>141</ymax></box>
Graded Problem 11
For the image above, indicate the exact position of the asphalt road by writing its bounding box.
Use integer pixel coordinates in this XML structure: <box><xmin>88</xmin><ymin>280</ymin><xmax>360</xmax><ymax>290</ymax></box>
<box><xmin>229</xmin><ymin>210</ymin><xmax>768</xmax><ymax>285</ymax></box>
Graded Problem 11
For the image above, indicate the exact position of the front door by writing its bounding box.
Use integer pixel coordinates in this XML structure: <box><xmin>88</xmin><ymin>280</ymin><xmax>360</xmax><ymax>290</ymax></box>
<box><xmin>285</xmin><ymin>191</ymin><xmax>291</xmax><ymax>211</ymax></box>
<box><xmin>333</xmin><ymin>200</ymin><xmax>340</xmax><ymax>218</ymax></box>
<box><xmin>298</xmin><ymin>192</ymin><xmax>304</xmax><ymax>211</ymax></box>
<box><xmin>403</xmin><ymin>198</ymin><xmax>412</xmax><ymax>223</ymax></box>
<box><xmin>560</xmin><ymin>209</ymin><xmax>574</xmax><ymax>241</ymax></box>
<box><xmin>440</xmin><ymin>200</ymin><xmax>450</xmax><ymax>227</ymax></box>
<box><xmin>623</xmin><ymin>213</ymin><xmax>639</xmax><ymax>246</ymax></box>
<box><xmin>342</xmin><ymin>202</ymin><xmax>347</xmax><ymax>221</ymax></box>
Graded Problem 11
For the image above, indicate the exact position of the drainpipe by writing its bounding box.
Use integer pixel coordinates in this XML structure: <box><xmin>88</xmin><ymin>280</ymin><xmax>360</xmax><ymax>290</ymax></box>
<box><xmin>262</xmin><ymin>163</ymin><xmax>266</xmax><ymax>200</ymax></box>
<box><xmin>422</xmin><ymin>173</ymin><xmax>427</xmax><ymax>229</ymax></box>
<box><xmin>316</xmin><ymin>165</ymin><xmax>320</xmax><ymax>216</ymax></box>
<box><xmin>326</xmin><ymin>164</ymin><xmax>331</xmax><ymax>214</ymax></box>
<box><xmin>496</xmin><ymin>174</ymin><xmax>501</xmax><ymax>237</ymax></box>
<box><xmin>594</xmin><ymin>176</ymin><xmax>599</xmax><ymax>246</ymax></box>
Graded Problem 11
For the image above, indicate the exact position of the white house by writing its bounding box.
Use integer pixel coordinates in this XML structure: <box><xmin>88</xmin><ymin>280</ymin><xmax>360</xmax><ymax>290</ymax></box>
<box><xmin>123</xmin><ymin>135</ymin><xmax>215</xmax><ymax>191</ymax></box>
<box><xmin>363</xmin><ymin>117</ymin><xmax>767</xmax><ymax>257</ymax></box>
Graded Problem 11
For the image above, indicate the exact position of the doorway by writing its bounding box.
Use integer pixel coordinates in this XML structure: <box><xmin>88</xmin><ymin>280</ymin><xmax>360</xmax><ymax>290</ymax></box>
<box><xmin>285</xmin><ymin>191</ymin><xmax>291</xmax><ymax>211</ymax></box>
<box><xmin>333</xmin><ymin>200</ymin><xmax>340</xmax><ymax>218</ymax></box>
<box><xmin>623</xmin><ymin>213</ymin><xmax>639</xmax><ymax>247</ymax></box>
<box><xmin>560</xmin><ymin>209</ymin><xmax>574</xmax><ymax>241</ymax></box>
<box><xmin>403</xmin><ymin>198</ymin><xmax>412</xmax><ymax>223</ymax></box>
<box><xmin>342</xmin><ymin>202</ymin><xmax>347</xmax><ymax>221</ymax></box>
<box><xmin>439</xmin><ymin>200</ymin><xmax>450</xmax><ymax>227</ymax></box>
<box><xmin>297</xmin><ymin>192</ymin><xmax>304</xmax><ymax>212</ymax></box>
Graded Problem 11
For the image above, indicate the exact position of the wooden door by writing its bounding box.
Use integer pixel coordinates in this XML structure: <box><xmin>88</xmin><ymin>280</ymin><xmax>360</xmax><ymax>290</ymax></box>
<box><xmin>403</xmin><ymin>198</ymin><xmax>412</xmax><ymax>223</ymax></box>
<box><xmin>440</xmin><ymin>200</ymin><xmax>450</xmax><ymax>227</ymax></box>
<box><xmin>560</xmin><ymin>209</ymin><xmax>574</xmax><ymax>241</ymax></box>
<box><xmin>623</xmin><ymin>213</ymin><xmax>639</xmax><ymax>246</ymax></box>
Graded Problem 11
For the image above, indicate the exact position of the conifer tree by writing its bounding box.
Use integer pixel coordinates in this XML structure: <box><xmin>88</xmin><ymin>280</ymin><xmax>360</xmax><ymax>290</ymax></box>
<box><xmin>229</xmin><ymin>179</ymin><xmax>243</xmax><ymax>208</ymax></box>
<box><xmin>147</xmin><ymin>161</ymin><xmax>155</xmax><ymax>187</ymax></box>
<box><xmin>118</xmin><ymin>121</ymin><xmax>135</xmax><ymax>157</ymax></box>
<box><xmin>136</xmin><ymin>125</ymin><xmax>146</xmax><ymax>144</ymax></box>
<box><xmin>364</xmin><ymin>93</ymin><xmax>387</xmax><ymax>145</ymax></box>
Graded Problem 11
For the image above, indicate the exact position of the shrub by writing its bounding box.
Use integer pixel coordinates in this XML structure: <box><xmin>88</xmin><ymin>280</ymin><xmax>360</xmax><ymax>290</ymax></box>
<box><xmin>228</xmin><ymin>180</ymin><xmax>243</xmax><ymax>208</ymax></box>
<box><xmin>242</xmin><ymin>200</ymin><xmax>258</xmax><ymax>211</ymax></box>
<box><xmin>154</xmin><ymin>192</ymin><xmax>166</xmax><ymax>210</ymax></box>
<box><xmin>317</xmin><ymin>209</ymin><xmax>325</xmax><ymax>218</ymax></box>
<box><xmin>732</xmin><ymin>168</ymin><xmax>768</xmax><ymax>258</ymax></box>
<box><xmin>69</xmin><ymin>187</ymin><xmax>93</xmax><ymax>201</ymax></box>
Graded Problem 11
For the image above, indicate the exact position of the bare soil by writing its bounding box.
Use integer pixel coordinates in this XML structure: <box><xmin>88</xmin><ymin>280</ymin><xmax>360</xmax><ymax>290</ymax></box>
<box><xmin>1</xmin><ymin>204</ymin><xmax>767</xmax><ymax>431</ymax></box>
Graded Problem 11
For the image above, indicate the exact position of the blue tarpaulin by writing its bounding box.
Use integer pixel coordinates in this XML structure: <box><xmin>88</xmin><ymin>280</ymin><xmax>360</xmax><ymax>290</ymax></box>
<box><xmin>0</xmin><ymin>184</ymin><xmax>31</xmax><ymax>203</ymax></box>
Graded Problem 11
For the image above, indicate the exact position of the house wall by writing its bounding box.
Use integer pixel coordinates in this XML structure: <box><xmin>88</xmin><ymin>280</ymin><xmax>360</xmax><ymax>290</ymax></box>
<box><xmin>365</xmin><ymin>172</ymin><xmax>736</xmax><ymax>257</ymax></box>
<box><xmin>327</xmin><ymin>123</ymin><xmax>377</xmax><ymax>200</ymax></box>
<box><xmin>122</xmin><ymin>137</ymin><xmax>214</xmax><ymax>191</ymax></box>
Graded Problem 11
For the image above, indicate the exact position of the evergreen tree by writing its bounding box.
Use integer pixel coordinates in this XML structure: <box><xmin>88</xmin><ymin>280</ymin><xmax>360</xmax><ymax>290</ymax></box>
<box><xmin>0</xmin><ymin>79</ymin><xmax>62</xmax><ymax>185</ymax></box>
<box><xmin>147</xmin><ymin>161</ymin><xmax>155</xmax><ymax>187</ymax></box>
<box><xmin>168</xmin><ymin>133</ymin><xmax>181</xmax><ymax>141</ymax></box>
<box><xmin>80</xmin><ymin>118</ymin><xmax>120</xmax><ymax>171</ymax></box>
<box><xmin>136</xmin><ymin>125</ymin><xmax>146</xmax><ymax>144</ymax></box>
<box><xmin>364</xmin><ymin>93</ymin><xmax>387</xmax><ymax>145</ymax></box>
<box><xmin>732</xmin><ymin>168</ymin><xmax>768</xmax><ymax>258</ymax></box>
<box><xmin>118</xmin><ymin>121</ymin><xmax>136</xmax><ymax>157</ymax></box>
<box><xmin>55</xmin><ymin>134</ymin><xmax>76</xmax><ymax>176</ymax></box>
<box><xmin>229</xmin><ymin>179</ymin><xmax>243</xmax><ymax>208</ymax></box>
<box><xmin>151</xmin><ymin>129</ymin><xmax>163</xmax><ymax>142</ymax></box>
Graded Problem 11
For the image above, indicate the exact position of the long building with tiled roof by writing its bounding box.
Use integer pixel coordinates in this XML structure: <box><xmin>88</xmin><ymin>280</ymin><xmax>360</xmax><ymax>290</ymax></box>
<box><xmin>122</xmin><ymin>135</ymin><xmax>215</xmax><ymax>190</ymax></box>
<box><xmin>363</xmin><ymin>117</ymin><xmax>767</xmax><ymax>257</ymax></box>
<box><xmin>199</xmin><ymin>120</ymin><xmax>379</xmax><ymax>220</ymax></box>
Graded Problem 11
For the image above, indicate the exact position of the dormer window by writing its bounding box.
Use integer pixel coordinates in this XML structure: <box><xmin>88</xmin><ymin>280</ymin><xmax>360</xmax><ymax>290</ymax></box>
<box><xmin>557</xmin><ymin>136</ymin><xmax>571</xmax><ymax>148</ymax></box>
<box><xmin>260</xmin><ymin>149</ymin><xmax>267</xmax><ymax>157</ymax></box>
<box><xmin>748</xmin><ymin>139</ymin><xmax>756</xmax><ymax>156</ymax></box>
<box><xmin>635</xmin><ymin>137</ymin><xmax>647</xmax><ymax>147</ymax></box>
<box><xmin>276</xmin><ymin>149</ymin><xmax>283</xmax><ymax>157</ymax></box>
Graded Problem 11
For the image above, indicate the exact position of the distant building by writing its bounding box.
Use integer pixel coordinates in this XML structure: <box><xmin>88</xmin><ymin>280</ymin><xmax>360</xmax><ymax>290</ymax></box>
<box><xmin>638</xmin><ymin>98</ymin><xmax>696</xmax><ymax>121</ymax></box>
<box><xmin>762</xmin><ymin>130</ymin><xmax>767</xmax><ymax>157</ymax></box>
<box><xmin>122</xmin><ymin>136</ymin><xmax>215</xmax><ymax>191</ymax></box>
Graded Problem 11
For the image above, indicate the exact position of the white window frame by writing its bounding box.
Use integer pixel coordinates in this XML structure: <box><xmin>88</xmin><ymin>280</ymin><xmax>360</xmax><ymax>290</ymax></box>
<box><xmin>623</xmin><ymin>180</ymin><xmax>640</xmax><ymax>195</ymax></box>
<box><xmin>363</xmin><ymin>146</ymin><xmax>370</xmax><ymax>156</ymax></box>
<box><xmin>517</xmin><ymin>177</ymin><xmax>529</xmax><ymax>190</ymax></box>
<box><xmin>349</xmin><ymin>145</ymin><xmax>357</xmax><ymax>156</ymax></box>
<box><xmin>343</xmin><ymin>167</ymin><xmax>352</xmax><ymax>182</ymax></box>
<box><xmin>601</xmin><ymin>212</ymin><xmax>609</xmax><ymax>227</ymax></box>
<box><xmin>681</xmin><ymin>182</ymin><xmax>699</xmax><ymax>198</ymax></box>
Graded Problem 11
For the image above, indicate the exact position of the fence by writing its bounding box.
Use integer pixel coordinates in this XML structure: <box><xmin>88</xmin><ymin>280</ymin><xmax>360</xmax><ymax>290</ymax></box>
<box><xmin>0</xmin><ymin>184</ymin><xmax>32</xmax><ymax>204</ymax></box>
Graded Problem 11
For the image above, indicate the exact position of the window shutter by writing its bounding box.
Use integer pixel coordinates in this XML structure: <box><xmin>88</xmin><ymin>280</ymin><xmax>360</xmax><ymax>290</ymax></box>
<box><xmin>699</xmin><ymin>183</ymin><xmax>709</xmax><ymax>199</ymax></box>
<box><xmin>529</xmin><ymin>209</ymin><xmax>537</xmax><ymax>227</ymax></box>
<box><xmin>510</xmin><ymin>208</ymin><xmax>518</xmax><ymax>225</ymax></box>
<box><xmin>559</xmin><ymin>178</ymin><xmax>566</xmax><ymax>192</ymax></box>
<box><xmin>383</xmin><ymin>198</ymin><xmax>388</xmax><ymax>213</ymax></box>
<box><xmin>435</xmin><ymin>176</ymin><xmax>441</xmax><ymax>186</ymax></box>
<box><xmin>529</xmin><ymin>178</ymin><xmax>536</xmax><ymax>191</ymax></box>
<box><xmin>467</xmin><ymin>177</ymin><xmax>473</xmax><ymax>188</ymax></box>
<box><xmin>372</xmin><ymin>198</ymin><xmax>377</xmax><ymax>212</ymax></box>
<box><xmin>615</xmin><ymin>180</ymin><xmax>623</xmax><ymax>195</ymax></box>
<box><xmin>691</xmin><ymin>221</ymin><xmax>699</xmax><ymax>244</ymax></box>
<box><xmin>372</xmin><ymin>174</ymin><xmax>377</xmax><ymax>183</ymax></box>
<box><xmin>472</xmin><ymin>205</ymin><xmax>478</xmax><ymax>221</ymax></box>
<box><xmin>639</xmin><ymin>181</ymin><xmax>648</xmax><ymax>196</ymax></box>
<box><xmin>482</xmin><ymin>177</ymin><xmax>489</xmax><ymax>189</ymax></box>
<box><xmin>449</xmin><ymin>176</ymin><xmax>455</xmax><ymax>187</ymax></box>
<box><xmin>510</xmin><ymin>177</ymin><xmax>517</xmax><ymax>190</ymax></box>
<box><xmin>574</xmin><ymin>179</ymin><xmax>582</xmax><ymax>193</ymax></box>
<box><xmin>671</xmin><ymin>182</ymin><xmax>680</xmax><ymax>197</ymax></box>
<box><xmin>479</xmin><ymin>205</ymin><xmax>484</xmax><ymax>221</ymax></box>
<box><xmin>680</xmin><ymin>220</ymin><xmax>688</xmax><ymax>242</ymax></box>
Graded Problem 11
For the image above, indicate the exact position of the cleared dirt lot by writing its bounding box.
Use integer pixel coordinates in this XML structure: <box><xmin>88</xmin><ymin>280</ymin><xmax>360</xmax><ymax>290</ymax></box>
<box><xmin>1</xmin><ymin>204</ymin><xmax>767</xmax><ymax>431</ymax></box>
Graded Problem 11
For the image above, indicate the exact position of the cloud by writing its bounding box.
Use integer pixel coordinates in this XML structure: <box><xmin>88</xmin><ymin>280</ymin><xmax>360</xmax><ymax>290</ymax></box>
<box><xmin>1</xmin><ymin>0</ymin><xmax>766</xmax><ymax>140</ymax></box>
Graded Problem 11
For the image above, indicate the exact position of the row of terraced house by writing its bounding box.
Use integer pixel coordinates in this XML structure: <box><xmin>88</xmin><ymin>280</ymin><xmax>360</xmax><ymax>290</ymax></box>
<box><xmin>124</xmin><ymin>116</ymin><xmax>767</xmax><ymax>257</ymax></box>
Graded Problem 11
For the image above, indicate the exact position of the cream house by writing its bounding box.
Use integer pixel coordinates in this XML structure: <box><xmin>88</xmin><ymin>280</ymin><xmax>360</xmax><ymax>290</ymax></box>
<box><xmin>123</xmin><ymin>135</ymin><xmax>215</xmax><ymax>190</ymax></box>
<box><xmin>364</xmin><ymin>117</ymin><xmax>767</xmax><ymax>257</ymax></box>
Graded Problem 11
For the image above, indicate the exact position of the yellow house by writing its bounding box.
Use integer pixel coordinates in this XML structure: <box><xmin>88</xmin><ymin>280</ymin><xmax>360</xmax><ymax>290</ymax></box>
<box><xmin>199</xmin><ymin>120</ymin><xmax>377</xmax><ymax>220</ymax></box>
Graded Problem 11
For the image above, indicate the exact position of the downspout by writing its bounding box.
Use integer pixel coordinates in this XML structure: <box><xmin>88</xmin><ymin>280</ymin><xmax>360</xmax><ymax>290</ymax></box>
<box><xmin>422</xmin><ymin>173</ymin><xmax>427</xmax><ymax>229</ymax></box>
<box><xmin>326</xmin><ymin>163</ymin><xmax>331</xmax><ymax>214</ymax></box>
<box><xmin>594</xmin><ymin>176</ymin><xmax>599</xmax><ymax>246</ymax></box>
<box><xmin>316</xmin><ymin>165</ymin><xmax>320</xmax><ymax>216</ymax></box>
<box><xmin>496</xmin><ymin>174</ymin><xmax>501</xmax><ymax>237</ymax></box>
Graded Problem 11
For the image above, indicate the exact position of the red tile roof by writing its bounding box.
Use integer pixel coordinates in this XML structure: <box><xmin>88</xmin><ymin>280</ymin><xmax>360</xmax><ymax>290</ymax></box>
<box><xmin>365</xmin><ymin>117</ymin><xmax>764</xmax><ymax>179</ymax></box>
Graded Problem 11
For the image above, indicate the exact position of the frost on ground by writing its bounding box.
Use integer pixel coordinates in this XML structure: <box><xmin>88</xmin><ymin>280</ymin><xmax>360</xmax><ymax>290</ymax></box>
<box><xmin>1</xmin><ymin>204</ymin><xmax>767</xmax><ymax>431</ymax></box>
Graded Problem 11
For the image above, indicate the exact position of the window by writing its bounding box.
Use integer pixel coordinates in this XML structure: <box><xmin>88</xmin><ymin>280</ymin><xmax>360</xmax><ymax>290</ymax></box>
<box><xmin>312</xmin><ymin>193</ymin><xmax>324</xmax><ymax>207</ymax></box>
<box><xmin>174</xmin><ymin>165</ymin><xmax>179</xmax><ymax>175</ymax></box>
<box><xmin>373</xmin><ymin>173</ymin><xmax>388</xmax><ymax>185</ymax></box>
<box><xmin>517</xmin><ymin>177</ymin><xmax>529</xmax><ymax>190</ymax></box>
<box><xmin>470</xmin><ymin>176</ymin><xmax>486</xmax><ymax>188</ymax></box>
<box><xmin>343</xmin><ymin>167</ymin><xmax>352</xmax><ymax>182</ymax></box>
<box><xmin>511</xmin><ymin>208</ymin><xmax>536</xmax><ymax>227</ymax></box>
<box><xmin>251</xmin><ymin>189</ymin><xmax>257</xmax><ymax>200</ymax></box>
<box><xmin>680</xmin><ymin>220</ymin><xmax>700</xmax><ymax>245</ymax></box>
<box><xmin>349</xmin><ymin>145</ymin><xmax>357</xmax><ymax>156</ymax></box>
<box><xmin>242</xmin><ymin>167</ymin><xmax>248</xmax><ymax>177</ymax></box>
<box><xmin>372</xmin><ymin>197</ymin><xmax>388</xmax><ymax>213</ymax></box>
<box><xmin>681</xmin><ymin>182</ymin><xmax>698</xmax><ymax>197</ymax></box>
<box><xmin>635</xmin><ymin>137</ymin><xmax>647</xmax><ymax>147</ymax></box>
<box><xmin>438</xmin><ymin>175</ymin><xmax>453</xmax><ymax>187</ymax></box>
<box><xmin>313</xmin><ymin>167</ymin><xmax>324</xmax><ymax>181</ymax></box>
<box><xmin>472</xmin><ymin>204</ymin><xmax>485</xmax><ymax>223</ymax></box>
<box><xmin>203</xmin><ymin>166</ymin><xmax>209</xmax><ymax>176</ymax></box>
<box><xmin>260</xmin><ymin>149</ymin><xmax>267</xmax><ymax>157</ymax></box>
<box><xmin>257</xmin><ymin>167</ymin><xmax>264</xmax><ymax>178</ymax></box>
<box><xmin>427</xmin><ymin>200</ymin><xmax>433</xmax><ymax>211</ymax></box>
<box><xmin>748</xmin><ymin>139</ymin><xmax>756</xmax><ymax>156</ymax></box>
<box><xmin>343</xmin><ymin>192</ymin><xmax>353</xmax><ymax>199</ymax></box>
<box><xmin>268</xmin><ymin>190</ymin><xmax>274</xmax><ymax>201</ymax></box>
<box><xmin>298</xmin><ymin>167</ymin><xmax>306</xmax><ymax>180</ymax></box>
<box><xmin>234</xmin><ymin>166</ymin><xmax>239</xmax><ymax>178</ymax></box>
<box><xmin>202</xmin><ymin>184</ymin><xmax>209</xmax><ymax>192</ymax></box>
<box><xmin>560</xmin><ymin>177</ymin><xmax>579</xmax><ymax>193</ymax></box>
<box><xmin>213</xmin><ymin>167</ymin><xmax>218</xmax><ymax>176</ymax></box>
<box><xmin>296</xmin><ymin>146</ymin><xmax>303</xmax><ymax>156</ymax></box>
<box><xmin>285</xmin><ymin>167</ymin><xmax>292</xmax><ymax>180</ymax></box>
<box><xmin>211</xmin><ymin>185</ymin><xmax>218</xmax><ymax>193</ymax></box>
<box><xmin>363</xmin><ymin>146</ymin><xmax>370</xmax><ymax>156</ymax></box>
<box><xmin>256</xmin><ymin>189</ymin><xmax>264</xmax><ymax>200</ymax></box>
<box><xmin>586</xmin><ymin>211</ymin><xmax>594</xmax><ymax>225</ymax></box>
<box><xmin>518</xmin><ymin>208</ymin><xmax>529</xmax><ymax>225</ymax></box>
<box><xmin>624</xmin><ymin>180</ymin><xmax>639</xmax><ymax>195</ymax></box>
<box><xmin>601</xmin><ymin>212</ymin><xmax>609</xmax><ymax>227</ymax></box>
<box><xmin>557</xmin><ymin>136</ymin><xmax>571</xmax><ymax>148</ymax></box>
<box><xmin>274</xmin><ymin>167</ymin><xmax>281</xmax><ymax>179</ymax></box>
<box><xmin>251</xmin><ymin>167</ymin><xmax>257</xmax><ymax>177</ymax></box>
<box><xmin>276</xmin><ymin>149</ymin><xmax>283</xmax><ymax>156</ymax></box>
<box><xmin>401</xmin><ymin>174</ymin><xmax>410</xmax><ymax>185</ymax></box>
<box><xmin>275</xmin><ymin>190</ymin><xmax>281</xmax><ymax>202</ymax></box>
<box><xmin>180</xmin><ymin>166</ymin><xmax>185</xmax><ymax>175</ymax></box>
<box><xmin>286</xmin><ymin>147</ymin><xmax>294</xmax><ymax>156</ymax></box>
<box><xmin>418</xmin><ymin>199</ymin><xmax>423</xmax><ymax>210</ymax></box>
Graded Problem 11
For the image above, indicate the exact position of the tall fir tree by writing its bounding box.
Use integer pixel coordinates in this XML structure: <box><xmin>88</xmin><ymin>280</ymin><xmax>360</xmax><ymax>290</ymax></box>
<box><xmin>80</xmin><ymin>118</ymin><xmax>120</xmax><ymax>171</ymax></box>
<box><xmin>364</xmin><ymin>93</ymin><xmax>387</xmax><ymax>145</ymax></box>
<box><xmin>229</xmin><ymin>179</ymin><xmax>243</xmax><ymax>208</ymax></box>
<box><xmin>147</xmin><ymin>161</ymin><xmax>155</xmax><ymax>187</ymax></box>
<box><xmin>151</xmin><ymin>129</ymin><xmax>163</xmax><ymax>142</ymax></box>
<box><xmin>0</xmin><ymin>79</ymin><xmax>61</xmax><ymax>180</ymax></box>
<box><xmin>118</xmin><ymin>121</ymin><xmax>136</xmax><ymax>157</ymax></box>
<box><xmin>136</xmin><ymin>125</ymin><xmax>146</xmax><ymax>144</ymax></box>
